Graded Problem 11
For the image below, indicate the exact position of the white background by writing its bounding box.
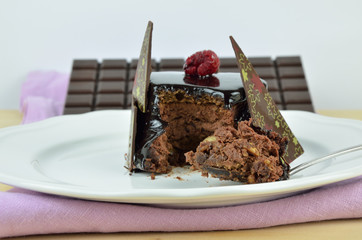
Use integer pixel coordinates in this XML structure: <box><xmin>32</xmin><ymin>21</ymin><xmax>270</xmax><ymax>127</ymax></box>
<box><xmin>1</xmin><ymin>0</ymin><xmax>362</xmax><ymax>110</ymax></box>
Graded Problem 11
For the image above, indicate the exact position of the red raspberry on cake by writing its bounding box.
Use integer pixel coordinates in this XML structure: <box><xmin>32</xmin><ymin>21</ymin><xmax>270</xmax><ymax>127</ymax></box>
<box><xmin>183</xmin><ymin>50</ymin><xmax>220</xmax><ymax>77</ymax></box>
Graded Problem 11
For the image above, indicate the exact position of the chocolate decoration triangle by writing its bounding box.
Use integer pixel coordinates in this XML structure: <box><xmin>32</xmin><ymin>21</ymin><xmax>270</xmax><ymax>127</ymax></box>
<box><xmin>128</xmin><ymin>21</ymin><xmax>153</xmax><ymax>170</ymax></box>
<box><xmin>132</xmin><ymin>21</ymin><xmax>153</xmax><ymax>113</ymax></box>
<box><xmin>230</xmin><ymin>36</ymin><xmax>304</xmax><ymax>163</ymax></box>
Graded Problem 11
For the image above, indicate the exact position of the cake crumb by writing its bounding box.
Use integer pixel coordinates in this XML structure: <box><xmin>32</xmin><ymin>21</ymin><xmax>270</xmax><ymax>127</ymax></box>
<box><xmin>150</xmin><ymin>173</ymin><xmax>156</xmax><ymax>180</ymax></box>
<box><xmin>175</xmin><ymin>176</ymin><xmax>184</xmax><ymax>181</ymax></box>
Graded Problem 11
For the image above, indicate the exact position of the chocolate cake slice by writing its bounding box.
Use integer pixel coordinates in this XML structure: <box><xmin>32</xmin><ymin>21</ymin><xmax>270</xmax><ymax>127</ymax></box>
<box><xmin>133</xmin><ymin>72</ymin><xmax>251</xmax><ymax>173</ymax></box>
<box><xmin>185</xmin><ymin>119</ymin><xmax>289</xmax><ymax>183</ymax></box>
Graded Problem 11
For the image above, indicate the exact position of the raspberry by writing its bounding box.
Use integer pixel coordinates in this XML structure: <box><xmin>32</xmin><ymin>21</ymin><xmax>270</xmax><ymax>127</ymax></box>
<box><xmin>183</xmin><ymin>50</ymin><xmax>220</xmax><ymax>77</ymax></box>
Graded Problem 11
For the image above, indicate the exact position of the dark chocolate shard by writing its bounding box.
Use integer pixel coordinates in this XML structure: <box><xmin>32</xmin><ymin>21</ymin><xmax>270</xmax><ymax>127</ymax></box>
<box><xmin>132</xmin><ymin>21</ymin><xmax>153</xmax><ymax>113</ymax></box>
<box><xmin>128</xmin><ymin>105</ymin><xmax>138</xmax><ymax>171</ymax></box>
<box><xmin>128</xmin><ymin>21</ymin><xmax>153</xmax><ymax>170</ymax></box>
<box><xmin>229</xmin><ymin>36</ymin><xmax>304</xmax><ymax>163</ymax></box>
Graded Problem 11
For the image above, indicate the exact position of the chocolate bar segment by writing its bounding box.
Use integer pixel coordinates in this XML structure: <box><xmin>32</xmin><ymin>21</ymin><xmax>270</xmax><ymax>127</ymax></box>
<box><xmin>219</xmin><ymin>58</ymin><xmax>238</xmax><ymax>68</ymax></box>
<box><xmin>276</xmin><ymin>56</ymin><xmax>302</xmax><ymax>66</ymax></box>
<box><xmin>218</xmin><ymin>58</ymin><xmax>239</xmax><ymax>73</ymax></box>
<box><xmin>254</xmin><ymin>67</ymin><xmax>277</xmax><ymax>79</ymax></box>
<box><xmin>249</xmin><ymin>57</ymin><xmax>273</xmax><ymax>67</ymax></box>
<box><xmin>269</xmin><ymin>91</ymin><xmax>283</xmax><ymax>104</ymax></box>
<box><xmin>70</xmin><ymin>70</ymin><xmax>97</xmax><ymax>81</ymax></box>
<box><xmin>283</xmin><ymin>91</ymin><xmax>312</xmax><ymax>104</ymax></box>
<box><xmin>278</xmin><ymin>66</ymin><xmax>305</xmax><ymax>78</ymax></box>
<box><xmin>95</xmin><ymin>93</ymin><xmax>126</xmax><ymax>107</ymax></box>
<box><xmin>72</xmin><ymin>59</ymin><xmax>98</xmax><ymax>69</ymax></box>
<box><xmin>264</xmin><ymin>79</ymin><xmax>279</xmax><ymax>91</ymax></box>
<box><xmin>280</xmin><ymin>78</ymin><xmax>308</xmax><ymax>91</ymax></box>
<box><xmin>159</xmin><ymin>58</ymin><xmax>184</xmax><ymax>70</ymax></box>
<box><xmin>63</xmin><ymin>107</ymin><xmax>92</xmax><ymax>114</ymax></box>
<box><xmin>285</xmin><ymin>104</ymin><xmax>314</xmax><ymax>111</ymax></box>
<box><xmin>97</xmin><ymin>81</ymin><xmax>127</xmax><ymax>93</ymax></box>
<box><xmin>101</xmin><ymin>59</ymin><xmax>128</xmax><ymax>69</ymax></box>
<box><xmin>99</xmin><ymin>69</ymin><xmax>127</xmax><ymax>81</ymax></box>
<box><xmin>65</xmin><ymin>94</ymin><xmax>93</xmax><ymax>107</ymax></box>
<box><xmin>68</xmin><ymin>82</ymin><xmax>95</xmax><ymax>94</ymax></box>
<box><xmin>218</xmin><ymin>67</ymin><xmax>239</xmax><ymax>73</ymax></box>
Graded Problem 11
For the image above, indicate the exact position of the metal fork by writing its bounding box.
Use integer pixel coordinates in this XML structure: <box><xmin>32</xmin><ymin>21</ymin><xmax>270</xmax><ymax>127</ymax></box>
<box><xmin>289</xmin><ymin>144</ymin><xmax>362</xmax><ymax>175</ymax></box>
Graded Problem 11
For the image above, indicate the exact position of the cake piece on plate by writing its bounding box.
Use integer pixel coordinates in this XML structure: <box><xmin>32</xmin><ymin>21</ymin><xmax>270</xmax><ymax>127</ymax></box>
<box><xmin>127</xmin><ymin>22</ymin><xmax>303</xmax><ymax>183</ymax></box>
<box><xmin>185</xmin><ymin>119</ymin><xmax>289</xmax><ymax>184</ymax></box>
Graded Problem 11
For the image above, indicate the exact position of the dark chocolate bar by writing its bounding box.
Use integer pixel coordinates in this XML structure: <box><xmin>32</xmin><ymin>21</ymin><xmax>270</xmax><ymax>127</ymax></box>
<box><xmin>64</xmin><ymin>56</ymin><xmax>314</xmax><ymax>114</ymax></box>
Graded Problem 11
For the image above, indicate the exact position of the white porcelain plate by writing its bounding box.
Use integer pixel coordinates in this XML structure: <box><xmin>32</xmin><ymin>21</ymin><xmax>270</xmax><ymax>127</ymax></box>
<box><xmin>0</xmin><ymin>110</ymin><xmax>362</xmax><ymax>208</ymax></box>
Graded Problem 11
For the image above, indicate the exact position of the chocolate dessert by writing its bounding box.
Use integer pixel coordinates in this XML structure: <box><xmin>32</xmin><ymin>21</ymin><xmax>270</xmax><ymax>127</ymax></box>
<box><xmin>185</xmin><ymin>119</ymin><xmax>289</xmax><ymax>183</ymax></box>
<box><xmin>133</xmin><ymin>72</ymin><xmax>251</xmax><ymax>173</ymax></box>
<box><xmin>128</xmin><ymin>21</ymin><xmax>304</xmax><ymax>183</ymax></box>
<box><xmin>132</xmin><ymin>72</ymin><xmax>289</xmax><ymax>183</ymax></box>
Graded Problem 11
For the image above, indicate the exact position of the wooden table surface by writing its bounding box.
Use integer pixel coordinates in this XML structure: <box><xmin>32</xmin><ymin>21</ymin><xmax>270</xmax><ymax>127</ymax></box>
<box><xmin>1</xmin><ymin>109</ymin><xmax>362</xmax><ymax>240</ymax></box>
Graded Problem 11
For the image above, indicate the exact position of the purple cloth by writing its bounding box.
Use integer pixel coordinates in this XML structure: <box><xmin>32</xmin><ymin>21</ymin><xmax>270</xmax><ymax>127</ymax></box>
<box><xmin>20</xmin><ymin>71</ymin><xmax>69</xmax><ymax>124</ymax></box>
<box><xmin>0</xmin><ymin>71</ymin><xmax>361</xmax><ymax>238</ymax></box>
<box><xmin>1</xmin><ymin>177</ymin><xmax>361</xmax><ymax>238</ymax></box>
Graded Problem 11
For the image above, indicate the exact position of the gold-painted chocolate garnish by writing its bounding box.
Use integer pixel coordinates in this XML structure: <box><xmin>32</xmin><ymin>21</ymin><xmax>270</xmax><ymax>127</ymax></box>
<box><xmin>132</xmin><ymin>21</ymin><xmax>153</xmax><ymax>113</ymax></box>
<box><xmin>230</xmin><ymin>36</ymin><xmax>304</xmax><ymax>163</ymax></box>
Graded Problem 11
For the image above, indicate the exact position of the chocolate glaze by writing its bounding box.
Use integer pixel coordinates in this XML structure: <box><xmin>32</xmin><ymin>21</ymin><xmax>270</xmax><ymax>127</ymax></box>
<box><xmin>133</xmin><ymin>72</ymin><xmax>255</xmax><ymax>171</ymax></box>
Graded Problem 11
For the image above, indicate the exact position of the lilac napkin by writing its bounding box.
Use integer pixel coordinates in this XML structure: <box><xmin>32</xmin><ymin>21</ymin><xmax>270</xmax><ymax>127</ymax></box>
<box><xmin>0</xmin><ymin>71</ymin><xmax>361</xmax><ymax>238</ymax></box>
<box><xmin>0</xmin><ymin>177</ymin><xmax>361</xmax><ymax>238</ymax></box>
<box><xmin>20</xmin><ymin>71</ymin><xmax>69</xmax><ymax>124</ymax></box>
